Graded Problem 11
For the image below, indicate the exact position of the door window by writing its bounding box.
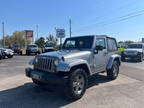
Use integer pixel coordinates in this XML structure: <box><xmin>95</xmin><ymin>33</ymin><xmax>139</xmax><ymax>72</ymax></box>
<box><xmin>96</xmin><ymin>38</ymin><xmax>106</xmax><ymax>49</ymax></box>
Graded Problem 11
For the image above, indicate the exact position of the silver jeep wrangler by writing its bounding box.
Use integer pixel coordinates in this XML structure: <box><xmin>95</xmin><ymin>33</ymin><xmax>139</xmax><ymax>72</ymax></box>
<box><xmin>25</xmin><ymin>35</ymin><xmax>121</xmax><ymax>100</ymax></box>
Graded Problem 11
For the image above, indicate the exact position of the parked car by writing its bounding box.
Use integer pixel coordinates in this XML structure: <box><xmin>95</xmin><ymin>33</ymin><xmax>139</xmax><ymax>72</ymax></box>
<box><xmin>25</xmin><ymin>35</ymin><xmax>121</xmax><ymax>100</ymax></box>
<box><xmin>42</xmin><ymin>43</ymin><xmax>55</xmax><ymax>53</ymax></box>
<box><xmin>121</xmin><ymin>43</ymin><xmax>144</xmax><ymax>62</ymax></box>
<box><xmin>8</xmin><ymin>44</ymin><xmax>22</xmax><ymax>55</ymax></box>
<box><xmin>26</xmin><ymin>44</ymin><xmax>40</xmax><ymax>55</ymax></box>
<box><xmin>0</xmin><ymin>45</ymin><xmax>14</xmax><ymax>58</ymax></box>
<box><xmin>0</xmin><ymin>49</ymin><xmax>2</xmax><ymax>60</ymax></box>
<box><xmin>0</xmin><ymin>48</ymin><xmax>5</xmax><ymax>59</ymax></box>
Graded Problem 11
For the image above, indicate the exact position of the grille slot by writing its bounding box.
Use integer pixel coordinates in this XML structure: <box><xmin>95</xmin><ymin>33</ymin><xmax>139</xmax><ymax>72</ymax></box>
<box><xmin>34</xmin><ymin>56</ymin><xmax>54</xmax><ymax>72</ymax></box>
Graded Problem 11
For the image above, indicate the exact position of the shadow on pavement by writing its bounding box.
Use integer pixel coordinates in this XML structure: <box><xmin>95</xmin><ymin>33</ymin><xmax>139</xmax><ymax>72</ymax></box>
<box><xmin>0</xmin><ymin>74</ymin><xmax>111</xmax><ymax>108</ymax></box>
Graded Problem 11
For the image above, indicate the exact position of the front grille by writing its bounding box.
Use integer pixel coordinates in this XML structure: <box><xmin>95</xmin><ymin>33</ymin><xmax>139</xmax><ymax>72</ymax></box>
<box><xmin>125</xmin><ymin>51</ymin><xmax>136</xmax><ymax>55</ymax></box>
<box><xmin>34</xmin><ymin>56</ymin><xmax>55</xmax><ymax>72</ymax></box>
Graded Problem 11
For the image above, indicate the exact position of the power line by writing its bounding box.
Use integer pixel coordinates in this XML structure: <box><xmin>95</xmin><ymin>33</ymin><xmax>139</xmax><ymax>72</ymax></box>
<box><xmin>102</xmin><ymin>12</ymin><xmax>144</xmax><ymax>26</ymax></box>
<box><xmin>76</xmin><ymin>0</ymin><xmax>140</xmax><ymax>29</ymax></box>
<box><xmin>75</xmin><ymin>9</ymin><xmax>144</xmax><ymax>33</ymax></box>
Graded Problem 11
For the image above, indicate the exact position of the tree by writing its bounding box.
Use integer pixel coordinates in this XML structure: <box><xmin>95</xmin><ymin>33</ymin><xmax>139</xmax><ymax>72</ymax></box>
<box><xmin>124</xmin><ymin>40</ymin><xmax>134</xmax><ymax>45</ymax></box>
<box><xmin>0</xmin><ymin>30</ymin><xmax>31</xmax><ymax>48</ymax></box>
<box><xmin>46</xmin><ymin>34</ymin><xmax>58</xmax><ymax>47</ymax></box>
<box><xmin>35</xmin><ymin>37</ymin><xmax>45</xmax><ymax>48</ymax></box>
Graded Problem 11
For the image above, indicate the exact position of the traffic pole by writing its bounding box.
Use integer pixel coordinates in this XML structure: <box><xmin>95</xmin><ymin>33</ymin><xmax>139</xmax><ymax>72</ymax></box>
<box><xmin>69</xmin><ymin>19</ymin><xmax>72</xmax><ymax>38</ymax></box>
<box><xmin>2</xmin><ymin>22</ymin><xmax>5</xmax><ymax>48</ymax></box>
<box><xmin>36</xmin><ymin>25</ymin><xmax>38</xmax><ymax>40</ymax></box>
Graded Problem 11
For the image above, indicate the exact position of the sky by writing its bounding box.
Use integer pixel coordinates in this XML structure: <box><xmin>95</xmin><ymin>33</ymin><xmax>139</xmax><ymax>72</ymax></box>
<box><xmin>0</xmin><ymin>0</ymin><xmax>144</xmax><ymax>42</ymax></box>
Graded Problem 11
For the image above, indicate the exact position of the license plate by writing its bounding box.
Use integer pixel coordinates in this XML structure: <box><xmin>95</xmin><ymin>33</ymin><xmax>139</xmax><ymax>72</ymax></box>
<box><xmin>32</xmin><ymin>74</ymin><xmax>40</xmax><ymax>80</ymax></box>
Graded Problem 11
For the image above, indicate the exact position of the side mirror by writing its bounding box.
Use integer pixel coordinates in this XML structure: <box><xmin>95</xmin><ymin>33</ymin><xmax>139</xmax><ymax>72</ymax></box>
<box><xmin>94</xmin><ymin>45</ymin><xmax>103</xmax><ymax>54</ymax></box>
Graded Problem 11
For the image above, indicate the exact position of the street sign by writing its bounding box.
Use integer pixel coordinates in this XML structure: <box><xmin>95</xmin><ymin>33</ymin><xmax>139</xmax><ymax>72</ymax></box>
<box><xmin>56</xmin><ymin>29</ymin><xmax>65</xmax><ymax>38</ymax></box>
<box><xmin>25</xmin><ymin>30</ymin><xmax>33</xmax><ymax>38</ymax></box>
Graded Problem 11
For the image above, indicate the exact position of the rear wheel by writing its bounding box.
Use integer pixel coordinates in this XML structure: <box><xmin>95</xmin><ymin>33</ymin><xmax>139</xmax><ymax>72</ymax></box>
<box><xmin>107</xmin><ymin>61</ymin><xmax>119</xmax><ymax>80</ymax></box>
<box><xmin>64</xmin><ymin>68</ymin><xmax>88</xmax><ymax>100</ymax></box>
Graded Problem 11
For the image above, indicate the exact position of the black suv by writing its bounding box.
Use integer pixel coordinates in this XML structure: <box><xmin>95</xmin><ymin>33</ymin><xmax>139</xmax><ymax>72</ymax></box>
<box><xmin>8</xmin><ymin>44</ymin><xmax>22</xmax><ymax>55</ymax></box>
<box><xmin>26</xmin><ymin>44</ymin><xmax>40</xmax><ymax>55</ymax></box>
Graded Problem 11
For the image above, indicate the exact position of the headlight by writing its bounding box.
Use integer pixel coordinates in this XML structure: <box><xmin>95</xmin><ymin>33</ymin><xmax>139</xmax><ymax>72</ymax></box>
<box><xmin>137</xmin><ymin>52</ymin><xmax>142</xmax><ymax>55</ymax></box>
<box><xmin>35</xmin><ymin>57</ymin><xmax>38</xmax><ymax>63</ymax></box>
<box><xmin>123</xmin><ymin>51</ymin><xmax>127</xmax><ymax>54</ymax></box>
<box><xmin>54</xmin><ymin>59</ymin><xmax>59</xmax><ymax>66</ymax></box>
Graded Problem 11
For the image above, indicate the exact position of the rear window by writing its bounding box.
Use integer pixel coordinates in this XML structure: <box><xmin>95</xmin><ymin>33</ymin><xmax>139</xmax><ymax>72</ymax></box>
<box><xmin>107</xmin><ymin>38</ymin><xmax>117</xmax><ymax>51</ymax></box>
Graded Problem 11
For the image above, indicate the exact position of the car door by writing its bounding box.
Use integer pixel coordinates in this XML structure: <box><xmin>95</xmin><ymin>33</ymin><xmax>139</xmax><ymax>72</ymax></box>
<box><xmin>106</xmin><ymin>38</ymin><xmax>118</xmax><ymax>60</ymax></box>
<box><xmin>93</xmin><ymin>37</ymin><xmax>108</xmax><ymax>73</ymax></box>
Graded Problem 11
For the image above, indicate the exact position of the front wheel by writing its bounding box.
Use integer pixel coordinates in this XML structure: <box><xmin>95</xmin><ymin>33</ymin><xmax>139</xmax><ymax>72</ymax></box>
<box><xmin>107</xmin><ymin>61</ymin><xmax>119</xmax><ymax>80</ymax></box>
<box><xmin>138</xmin><ymin>54</ymin><xmax>143</xmax><ymax>62</ymax></box>
<box><xmin>121</xmin><ymin>56</ymin><xmax>125</xmax><ymax>61</ymax></box>
<box><xmin>64</xmin><ymin>68</ymin><xmax>88</xmax><ymax>100</ymax></box>
<box><xmin>7</xmin><ymin>55</ymin><xmax>13</xmax><ymax>58</ymax></box>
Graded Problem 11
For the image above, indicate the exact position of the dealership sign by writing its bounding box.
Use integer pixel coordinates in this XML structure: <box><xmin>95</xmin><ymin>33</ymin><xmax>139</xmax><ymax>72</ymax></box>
<box><xmin>25</xmin><ymin>30</ymin><xmax>33</xmax><ymax>38</ymax></box>
<box><xmin>56</xmin><ymin>29</ymin><xmax>65</xmax><ymax>38</ymax></box>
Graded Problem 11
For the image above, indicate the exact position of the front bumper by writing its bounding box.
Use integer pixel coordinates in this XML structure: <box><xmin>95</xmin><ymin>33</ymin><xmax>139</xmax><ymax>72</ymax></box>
<box><xmin>45</xmin><ymin>49</ymin><xmax>54</xmax><ymax>52</ymax></box>
<box><xmin>25</xmin><ymin>68</ymin><xmax>69</xmax><ymax>85</ymax></box>
<box><xmin>121</xmin><ymin>54</ymin><xmax>141</xmax><ymax>58</ymax></box>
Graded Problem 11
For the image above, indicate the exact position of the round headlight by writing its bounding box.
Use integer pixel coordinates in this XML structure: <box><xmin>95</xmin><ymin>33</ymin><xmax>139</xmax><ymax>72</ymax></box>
<box><xmin>35</xmin><ymin>58</ymin><xmax>38</xmax><ymax>63</ymax></box>
<box><xmin>54</xmin><ymin>59</ymin><xmax>59</xmax><ymax>66</ymax></box>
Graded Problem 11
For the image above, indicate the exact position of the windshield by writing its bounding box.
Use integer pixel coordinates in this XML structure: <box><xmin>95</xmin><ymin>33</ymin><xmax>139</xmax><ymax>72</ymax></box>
<box><xmin>128</xmin><ymin>44</ymin><xmax>142</xmax><ymax>49</ymax></box>
<box><xmin>27</xmin><ymin>45</ymin><xmax>38</xmax><ymax>48</ymax></box>
<box><xmin>45</xmin><ymin>43</ymin><xmax>54</xmax><ymax>47</ymax></box>
<box><xmin>62</xmin><ymin>36</ymin><xmax>94</xmax><ymax>50</ymax></box>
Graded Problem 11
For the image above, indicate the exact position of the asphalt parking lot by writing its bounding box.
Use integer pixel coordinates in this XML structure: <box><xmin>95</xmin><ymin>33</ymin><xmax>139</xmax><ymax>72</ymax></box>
<box><xmin>0</xmin><ymin>56</ymin><xmax>144</xmax><ymax>108</ymax></box>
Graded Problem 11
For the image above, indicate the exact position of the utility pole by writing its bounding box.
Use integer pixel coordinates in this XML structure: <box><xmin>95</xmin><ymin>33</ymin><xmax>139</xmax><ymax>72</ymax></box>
<box><xmin>2</xmin><ymin>22</ymin><xmax>5</xmax><ymax>48</ymax></box>
<box><xmin>69</xmin><ymin>19</ymin><xmax>72</xmax><ymax>38</ymax></box>
<box><xmin>36</xmin><ymin>25</ymin><xmax>38</xmax><ymax>40</ymax></box>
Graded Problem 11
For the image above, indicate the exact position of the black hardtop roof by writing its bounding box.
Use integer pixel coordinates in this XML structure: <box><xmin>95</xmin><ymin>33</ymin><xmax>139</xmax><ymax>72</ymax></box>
<box><xmin>66</xmin><ymin>35</ymin><xmax>116</xmax><ymax>40</ymax></box>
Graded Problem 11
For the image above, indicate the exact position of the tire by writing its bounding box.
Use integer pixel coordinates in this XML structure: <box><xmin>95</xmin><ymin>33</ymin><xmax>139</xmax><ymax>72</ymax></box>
<box><xmin>138</xmin><ymin>54</ymin><xmax>143</xmax><ymax>62</ymax></box>
<box><xmin>121</xmin><ymin>56</ymin><xmax>125</xmax><ymax>61</ymax></box>
<box><xmin>2</xmin><ymin>55</ymin><xmax>5</xmax><ymax>59</ymax></box>
<box><xmin>19</xmin><ymin>51</ymin><xmax>22</xmax><ymax>55</ymax></box>
<box><xmin>26</xmin><ymin>51</ymin><xmax>30</xmax><ymax>55</ymax></box>
<box><xmin>64</xmin><ymin>68</ymin><xmax>88</xmax><ymax>100</ymax></box>
<box><xmin>7</xmin><ymin>55</ymin><xmax>13</xmax><ymax>58</ymax></box>
<box><xmin>107</xmin><ymin>61</ymin><xmax>119</xmax><ymax>80</ymax></box>
<box><xmin>32</xmin><ymin>79</ymin><xmax>46</xmax><ymax>86</ymax></box>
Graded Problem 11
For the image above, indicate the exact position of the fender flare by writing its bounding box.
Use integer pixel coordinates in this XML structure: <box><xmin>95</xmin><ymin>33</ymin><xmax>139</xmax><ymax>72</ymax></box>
<box><xmin>106</xmin><ymin>54</ymin><xmax>121</xmax><ymax>70</ymax></box>
<box><xmin>57</xmin><ymin>59</ymin><xmax>91</xmax><ymax>74</ymax></box>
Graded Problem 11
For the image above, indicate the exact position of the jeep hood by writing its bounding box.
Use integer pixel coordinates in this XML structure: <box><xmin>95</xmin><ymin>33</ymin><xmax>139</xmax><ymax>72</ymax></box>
<box><xmin>124</xmin><ymin>49</ymin><xmax>143</xmax><ymax>53</ymax></box>
<box><xmin>40</xmin><ymin>50</ymin><xmax>91</xmax><ymax>60</ymax></box>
